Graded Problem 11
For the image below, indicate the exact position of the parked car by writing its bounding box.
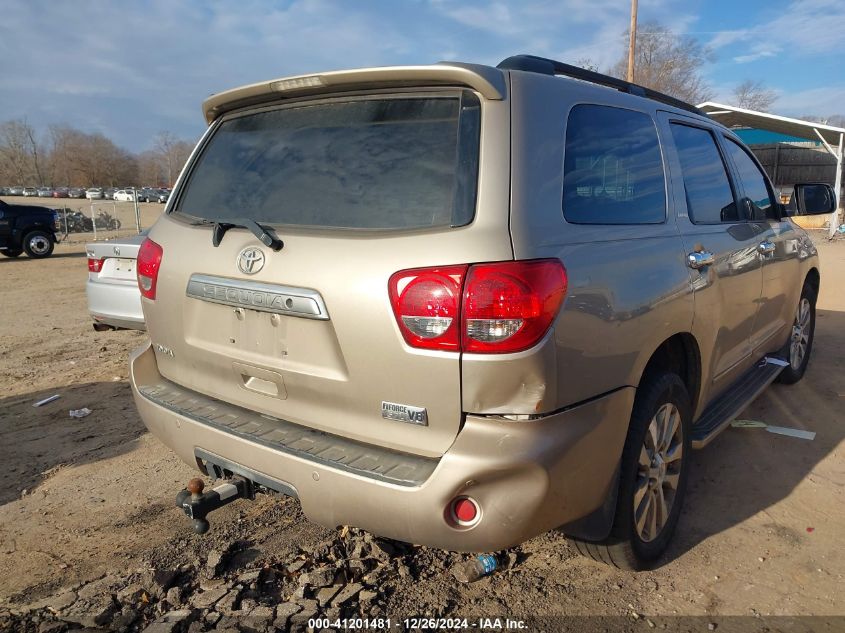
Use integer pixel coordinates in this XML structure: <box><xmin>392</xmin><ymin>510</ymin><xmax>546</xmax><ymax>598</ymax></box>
<box><xmin>86</xmin><ymin>232</ymin><xmax>147</xmax><ymax>331</ymax></box>
<box><xmin>52</xmin><ymin>187</ymin><xmax>69</xmax><ymax>198</ymax></box>
<box><xmin>22</xmin><ymin>187</ymin><xmax>37</xmax><ymax>197</ymax></box>
<box><xmin>129</xmin><ymin>56</ymin><xmax>833</xmax><ymax>570</ymax></box>
<box><xmin>114</xmin><ymin>189</ymin><xmax>137</xmax><ymax>202</ymax></box>
<box><xmin>153</xmin><ymin>188</ymin><xmax>170</xmax><ymax>204</ymax></box>
<box><xmin>8</xmin><ymin>186</ymin><xmax>24</xmax><ymax>196</ymax></box>
<box><xmin>37</xmin><ymin>187</ymin><xmax>53</xmax><ymax>197</ymax></box>
<box><xmin>0</xmin><ymin>198</ymin><xmax>60</xmax><ymax>258</ymax></box>
<box><xmin>68</xmin><ymin>188</ymin><xmax>86</xmax><ymax>198</ymax></box>
<box><xmin>104</xmin><ymin>188</ymin><xmax>117</xmax><ymax>200</ymax></box>
<box><xmin>86</xmin><ymin>187</ymin><xmax>105</xmax><ymax>200</ymax></box>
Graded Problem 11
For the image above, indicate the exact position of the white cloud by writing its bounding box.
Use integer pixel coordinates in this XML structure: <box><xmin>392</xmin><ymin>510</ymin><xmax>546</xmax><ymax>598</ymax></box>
<box><xmin>733</xmin><ymin>46</ymin><xmax>780</xmax><ymax>64</ymax></box>
<box><xmin>774</xmin><ymin>85</ymin><xmax>845</xmax><ymax>119</ymax></box>
<box><xmin>709</xmin><ymin>0</ymin><xmax>845</xmax><ymax>61</ymax></box>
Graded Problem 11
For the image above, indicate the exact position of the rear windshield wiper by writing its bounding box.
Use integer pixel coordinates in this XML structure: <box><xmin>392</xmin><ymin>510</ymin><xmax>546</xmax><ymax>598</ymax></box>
<box><xmin>211</xmin><ymin>218</ymin><xmax>284</xmax><ymax>251</ymax></box>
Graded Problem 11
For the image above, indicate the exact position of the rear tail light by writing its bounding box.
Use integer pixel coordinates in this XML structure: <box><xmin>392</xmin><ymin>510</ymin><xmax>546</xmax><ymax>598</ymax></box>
<box><xmin>389</xmin><ymin>259</ymin><xmax>566</xmax><ymax>354</ymax></box>
<box><xmin>463</xmin><ymin>260</ymin><xmax>568</xmax><ymax>353</ymax></box>
<box><xmin>137</xmin><ymin>238</ymin><xmax>163</xmax><ymax>300</ymax></box>
<box><xmin>87</xmin><ymin>257</ymin><xmax>105</xmax><ymax>273</ymax></box>
<box><xmin>388</xmin><ymin>266</ymin><xmax>467</xmax><ymax>351</ymax></box>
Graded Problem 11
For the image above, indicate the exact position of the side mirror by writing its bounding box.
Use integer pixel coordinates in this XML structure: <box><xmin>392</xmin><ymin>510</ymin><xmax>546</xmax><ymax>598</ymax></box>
<box><xmin>790</xmin><ymin>183</ymin><xmax>837</xmax><ymax>216</ymax></box>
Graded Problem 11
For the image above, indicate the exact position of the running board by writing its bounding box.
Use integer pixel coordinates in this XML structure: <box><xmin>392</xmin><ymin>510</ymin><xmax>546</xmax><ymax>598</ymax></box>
<box><xmin>691</xmin><ymin>361</ymin><xmax>785</xmax><ymax>449</ymax></box>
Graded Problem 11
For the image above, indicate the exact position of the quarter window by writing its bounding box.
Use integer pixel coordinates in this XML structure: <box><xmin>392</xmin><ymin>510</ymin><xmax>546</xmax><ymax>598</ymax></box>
<box><xmin>669</xmin><ymin>123</ymin><xmax>739</xmax><ymax>224</ymax></box>
<box><xmin>563</xmin><ymin>105</ymin><xmax>666</xmax><ymax>224</ymax></box>
<box><xmin>723</xmin><ymin>138</ymin><xmax>775</xmax><ymax>220</ymax></box>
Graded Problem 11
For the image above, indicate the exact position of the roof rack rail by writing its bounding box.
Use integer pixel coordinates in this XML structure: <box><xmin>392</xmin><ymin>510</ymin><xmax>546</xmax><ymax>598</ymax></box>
<box><xmin>497</xmin><ymin>54</ymin><xmax>703</xmax><ymax>116</ymax></box>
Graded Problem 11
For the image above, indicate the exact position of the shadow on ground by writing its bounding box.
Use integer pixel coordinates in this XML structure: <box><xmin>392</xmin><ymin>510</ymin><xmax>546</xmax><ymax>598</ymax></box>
<box><xmin>667</xmin><ymin>308</ymin><xmax>845</xmax><ymax>562</ymax></box>
<box><xmin>0</xmin><ymin>251</ymin><xmax>86</xmax><ymax>264</ymax></box>
<box><xmin>0</xmin><ymin>380</ymin><xmax>145</xmax><ymax>505</ymax></box>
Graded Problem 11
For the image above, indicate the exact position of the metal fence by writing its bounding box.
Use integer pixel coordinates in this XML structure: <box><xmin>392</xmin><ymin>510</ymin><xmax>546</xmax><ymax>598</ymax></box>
<box><xmin>55</xmin><ymin>199</ymin><xmax>163</xmax><ymax>243</ymax></box>
<box><xmin>750</xmin><ymin>143</ymin><xmax>843</xmax><ymax>201</ymax></box>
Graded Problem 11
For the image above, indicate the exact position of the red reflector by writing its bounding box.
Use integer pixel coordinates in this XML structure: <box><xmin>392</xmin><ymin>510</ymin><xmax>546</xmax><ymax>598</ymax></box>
<box><xmin>452</xmin><ymin>497</ymin><xmax>479</xmax><ymax>524</ymax></box>
<box><xmin>87</xmin><ymin>257</ymin><xmax>105</xmax><ymax>273</ymax></box>
<box><xmin>137</xmin><ymin>238</ymin><xmax>163</xmax><ymax>300</ymax></box>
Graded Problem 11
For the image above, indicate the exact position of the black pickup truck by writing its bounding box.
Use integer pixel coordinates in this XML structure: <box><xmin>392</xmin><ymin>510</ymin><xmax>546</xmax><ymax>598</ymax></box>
<box><xmin>0</xmin><ymin>199</ymin><xmax>61</xmax><ymax>258</ymax></box>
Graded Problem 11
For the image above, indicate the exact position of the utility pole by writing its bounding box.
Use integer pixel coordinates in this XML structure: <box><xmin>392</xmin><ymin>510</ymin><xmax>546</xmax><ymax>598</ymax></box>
<box><xmin>627</xmin><ymin>0</ymin><xmax>638</xmax><ymax>82</ymax></box>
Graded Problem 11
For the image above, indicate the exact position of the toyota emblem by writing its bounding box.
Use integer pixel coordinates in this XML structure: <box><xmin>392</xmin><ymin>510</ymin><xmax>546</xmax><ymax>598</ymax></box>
<box><xmin>237</xmin><ymin>247</ymin><xmax>265</xmax><ymax>274</ymax></box>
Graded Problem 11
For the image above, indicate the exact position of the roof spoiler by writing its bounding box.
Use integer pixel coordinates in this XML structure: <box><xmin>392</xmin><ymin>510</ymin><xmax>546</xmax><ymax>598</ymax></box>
<box><xmin>201</xmin><ymin>62</ymin><xmax>506</xmax><ymax>123</ymax></box>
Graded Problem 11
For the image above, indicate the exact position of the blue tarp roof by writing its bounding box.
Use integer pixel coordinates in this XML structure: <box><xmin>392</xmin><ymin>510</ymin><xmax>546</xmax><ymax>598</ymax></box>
<box><xmin>734</xmin><ymin>128</ymin><xmax>821</xmax><ymax>146</ymax></box>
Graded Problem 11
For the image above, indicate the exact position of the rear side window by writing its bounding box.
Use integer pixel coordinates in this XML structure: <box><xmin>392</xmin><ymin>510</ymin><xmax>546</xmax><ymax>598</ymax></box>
<box><xmin>173</xmin><ymin>91</ymin><xmax>480</xmax><ymax>230</ymax></box>
<box><xmin>563</xmin><ymin>105</ymin><xmax>666</xmax><ymax>224</ymax></box>
<box><xmin>723</xmin><ymin>138</ymin><xmax>775</xmax><ymax>220</ymax></box>
<box><xmin>670</xmin><ymin>124</ymin><xmax>739</xmax><ymax>224</ymax></box>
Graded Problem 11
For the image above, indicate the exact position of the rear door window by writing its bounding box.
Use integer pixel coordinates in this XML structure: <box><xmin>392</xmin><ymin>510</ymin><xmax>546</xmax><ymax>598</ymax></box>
<box><xmin>172</xmin><ymin>91</ymin><xmax>480</xmax><ymax>230</ymax></box>
<box><xmin>563</xmin><ymin>104</ymin><xmax>666</xmax><ymax>224</ymax></box>
<box><xmin>723</xmin><ymin>138</ymin><xmax>776</xmax><ymax>221</ymax></box>
<box><xmin>669</xmin><ymin>123</ymin><xmax>739</xmax><ymax>224</ymax></box>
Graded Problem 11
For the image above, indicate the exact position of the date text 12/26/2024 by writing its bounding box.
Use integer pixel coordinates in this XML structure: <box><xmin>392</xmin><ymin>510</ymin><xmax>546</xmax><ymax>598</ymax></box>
<box><xmin>307</xmin><ymin>617</ymin><xmax>528</xmax><ymax>630</ymax></box>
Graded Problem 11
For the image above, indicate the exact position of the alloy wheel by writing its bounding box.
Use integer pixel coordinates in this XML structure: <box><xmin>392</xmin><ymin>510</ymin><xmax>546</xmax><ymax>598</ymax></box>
<box><xmin>634</xmin><ymin>402</ymin><xmax>683</xmax><ymax>542</ymax></box>
<box><xmin>789</xmin><ymin>298</ymin><xmax>811</xmax><ymax>370</ymax></box>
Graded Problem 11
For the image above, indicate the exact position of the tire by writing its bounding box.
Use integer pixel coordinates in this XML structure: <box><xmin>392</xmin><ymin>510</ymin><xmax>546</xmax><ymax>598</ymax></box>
<box><xmin>570</xmin><ymin>372</ymin><xmax>692</xmax><ymax>570</ymax></box>
<box><xmin>1</xmin><ymin>249</ymin><xmax>23</xmax><ymax>258</ymax></box>
<box><xmin>22</xmin><ymin>230</ymin><xmax>54</xmax><ymax>258</ymax></box>
<box><xmin>776</xmin><ymin>280</ymin><xmax>817</xmax><ymax>384</ymax></box>
<box><xmin>110</xmin><ymin>219</ymin><xmax>121</xmax><ymax>230</ymax></box>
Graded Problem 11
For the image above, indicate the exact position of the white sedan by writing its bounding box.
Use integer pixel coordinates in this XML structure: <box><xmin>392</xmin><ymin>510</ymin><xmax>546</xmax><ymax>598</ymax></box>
<box><xmin>113</xmin><ymin>189</ymin><xmax>137</xmax><ymax>202</ymax></box>
<box><xmin>86</xmin><ymin>187</ymin><xmax>104</xmax><ymax>199</ymax></box>
<box><xmin>86</xmin><ymin>233</ymin><xmax>147</xmax><ymax>331</ymax></box>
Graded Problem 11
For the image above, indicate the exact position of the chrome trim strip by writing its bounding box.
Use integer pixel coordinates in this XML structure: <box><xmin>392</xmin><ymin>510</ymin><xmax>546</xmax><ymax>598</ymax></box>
<box><xmin>186</xmin><ymin>273</ymin><xmax>329</xmax><ymax>320</ymax></box>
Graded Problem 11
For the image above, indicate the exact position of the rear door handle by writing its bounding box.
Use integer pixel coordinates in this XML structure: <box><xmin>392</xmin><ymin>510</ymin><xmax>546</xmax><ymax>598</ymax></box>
<box><xmin>687</xmin><ymin>251</ymin><xmax>715</xmax><ymax>269</ymax></box>
<box><xmin>758</xmin><ymin>240</ymin><xmax>776</xmax><ymax>255</ymax></box>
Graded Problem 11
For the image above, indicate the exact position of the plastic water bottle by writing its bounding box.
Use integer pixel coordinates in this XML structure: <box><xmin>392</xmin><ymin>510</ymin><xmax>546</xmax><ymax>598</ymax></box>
<box><xmin>451</xmin><ymin>554</ymin><xmax>499</xmax><ymax>583</ymax></box>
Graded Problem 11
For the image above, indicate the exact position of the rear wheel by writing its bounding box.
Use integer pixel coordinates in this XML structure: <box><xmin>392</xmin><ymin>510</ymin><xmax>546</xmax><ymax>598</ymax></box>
<box><xmin>776</xmin><ymin>280</ymin><xmax>816</xmax><ymax>384</ymax></box>
<box><xmin>23</xmin><ymin>230</ymin><xmax>54</xmax><ymax>258</ymax></box>
<box><xmin>570</xmin><ymin>372</ymin><xmax>691</xmax><ymax>570</ymax></box>
<box><xmin>1</xmin><ymin>249</ymin><xmax>23</xmax><ymax>258</ymax></box>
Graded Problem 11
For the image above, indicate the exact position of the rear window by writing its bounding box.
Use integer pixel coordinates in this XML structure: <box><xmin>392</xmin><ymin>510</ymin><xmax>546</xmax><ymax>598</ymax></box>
<box><xmin>563</xmin><ymin>104</ymin><xmax>666</xmax><ymax>224</ymax></box>
<box><xmin>173</xmin><ymin>91</ymin><xmax>480</xmax><ymax>230</ymax></box>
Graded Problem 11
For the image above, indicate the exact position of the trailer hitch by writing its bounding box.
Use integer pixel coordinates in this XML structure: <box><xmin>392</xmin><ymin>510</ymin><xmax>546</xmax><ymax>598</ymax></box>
<box><xmin>175</xmin><ymin>477</ymin><xmax>252</xmax><ymax>534</ymax></box>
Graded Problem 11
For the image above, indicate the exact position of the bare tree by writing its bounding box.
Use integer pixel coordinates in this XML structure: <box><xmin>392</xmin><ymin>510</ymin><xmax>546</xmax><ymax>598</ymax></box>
<box><xmin>42</xmin><ymin>125</ymin><xmax>138</xmax><ymax>186</ymax></box>
<box><xmin>153</xmin><ymin>131</ymin><xmax>177</xmax><ymax>186</ymax></box>
<box><xmin>137</xmin><ymin>150</ymin><xmax>160</xmax><ymax>186</ymax></box>
<box><xmin>732</xmin><ymin>80</ymin><xmax>777</xmax><ymax>112</ymax></box>
<box><xmin>610</xmin><ymin>21</ymin><xmax>713</xmax><ymax>104</ymax></box>
<box><xmin>574</xmin><ymin>57</ymin><xmax>599</xmax><ymax>72</ymax></box>
<box><xmin>2</xmin><ymin>120</ymin><xmax>196</xmax><ymax>188</ymax></box>
<box><xmin>152</xmin><ymin>131</ymin><xmax>194</xmax><ymax>186</ymax></box>
<box><xmin>800</xmin><ymin>114</ymin><xmax>845</xmax><ymax>127</ymax></box>
<box><xmin>0</xmin><ymin>119</ymin><xmax>43</xmax><ymax>185</ymax></box>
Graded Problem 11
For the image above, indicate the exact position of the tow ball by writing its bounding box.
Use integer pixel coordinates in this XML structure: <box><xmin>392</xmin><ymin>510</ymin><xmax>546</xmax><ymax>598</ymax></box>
<box><xmin>175</xmin><ymin>476</ymin><xmax>253</xmax><ymax>534</ymax></box>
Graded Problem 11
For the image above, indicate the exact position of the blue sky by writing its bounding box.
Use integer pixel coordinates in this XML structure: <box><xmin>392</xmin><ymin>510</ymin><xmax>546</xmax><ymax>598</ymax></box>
<box><xmin>1</xmin><ymin>0</ymin><xmax>843</xmax><ymax>152</ymax></box>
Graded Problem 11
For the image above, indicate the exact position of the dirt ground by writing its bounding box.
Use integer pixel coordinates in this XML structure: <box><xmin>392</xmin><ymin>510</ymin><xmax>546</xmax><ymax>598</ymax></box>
<box><xmin>0</xmin><ymin>230</ymin><xmax>843</xmax><ymax>631</ymax></box>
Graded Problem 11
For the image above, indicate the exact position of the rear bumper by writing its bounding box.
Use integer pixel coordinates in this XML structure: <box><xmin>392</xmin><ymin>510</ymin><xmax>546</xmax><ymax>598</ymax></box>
<box><xmin>130</xmin><ymin>341</ymin><xmax>633</xmax><ymax>551</ymax></box>
<box><xmin>86</xmin><ymin>279</ymin><xmax>145</xmax><ymax>331</ymax></box>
